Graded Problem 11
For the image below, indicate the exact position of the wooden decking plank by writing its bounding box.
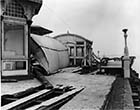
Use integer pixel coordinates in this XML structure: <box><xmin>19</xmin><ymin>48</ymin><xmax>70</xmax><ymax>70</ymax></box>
<box><xmin>135</xmin><ymin>106</ymin><xmax>140</xmax><ymax>109</ymax></box>
<box><xmin>26</xmin><ymin>87</ymin><xmax>84</xmax><ymax>110</ymax></box>
<box><xmin>1</xmin><ymin>89</ymin><xmax>50</xmax><ymax>110</ymax></box>
<box><xmin>101</xmin><ymin>66</ymin><xmax>122</xmax><ymax>68</ymax></box>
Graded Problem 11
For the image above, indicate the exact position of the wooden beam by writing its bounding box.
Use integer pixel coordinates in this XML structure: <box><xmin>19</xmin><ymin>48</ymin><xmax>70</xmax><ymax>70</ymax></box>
<box><xmin>1</xmin><ymin>89</ymin><xmax>51</xmax><ymax>110</ymax></box>
<box><xmin>26</xmin><ymin>87</ymin><xmax>84</xmax><ymax>110</ymax></box>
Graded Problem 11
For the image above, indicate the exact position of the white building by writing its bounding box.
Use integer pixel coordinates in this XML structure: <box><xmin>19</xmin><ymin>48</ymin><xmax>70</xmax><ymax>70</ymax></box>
<box><xmin>54</xmin><ymin>32</ymin><xmax>93</xmax><ymax>66</ymax></box>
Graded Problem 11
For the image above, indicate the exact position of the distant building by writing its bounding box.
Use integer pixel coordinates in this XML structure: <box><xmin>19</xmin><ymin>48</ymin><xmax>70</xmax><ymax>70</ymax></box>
<box><xmin>54</xmin><ymin>31</ymin><xmax>93</xmax><ymax>66</ymax></box>
<box><xmin>0</xmin><ymin>0</ymin><xmax>42</xmax><ymax>79</ymax></box>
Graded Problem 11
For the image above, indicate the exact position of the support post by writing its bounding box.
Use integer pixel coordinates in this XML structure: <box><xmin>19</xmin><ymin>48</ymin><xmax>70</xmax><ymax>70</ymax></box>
<box><xmin>27</xmin><ymin>20</ymin><xmax>33</xmax><ymax>78</ymax></box>
<box><xmin>0</xmin><ymin>16</ymin><xmax>2</xmax><ymax>76</ymax></box>
<box><xmin>74</xmin><ymin>45</ymin><xmax>76</xmax><ymax>65</ymax></box>
<box><xmin>84</xmin><ymin>41</ymin><xmax>87</xmax><ymax>66</ymax></box>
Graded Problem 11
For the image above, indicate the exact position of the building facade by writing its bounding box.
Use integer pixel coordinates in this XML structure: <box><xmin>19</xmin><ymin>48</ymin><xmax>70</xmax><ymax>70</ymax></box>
<box><xmin>54</xmin><ymin>32</ymin><xmax>93</xmax><ymax>66</ymax></box>
<box><xmin>0</xmin><ymin>0</ymin><xmax>42</xmax><ymax>79</ymax></box>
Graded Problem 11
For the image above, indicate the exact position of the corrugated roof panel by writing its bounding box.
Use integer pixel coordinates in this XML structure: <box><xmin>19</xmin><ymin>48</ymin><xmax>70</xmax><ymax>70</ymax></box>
<box><xmin>30</xmin><ymin>34</ymin><xmax>69</xmax><ymax>74</ymax></box>
<box><xmin>31</xmin><ymin>34</ymin><xmax>68</xmax><ymax>51</ymax></box>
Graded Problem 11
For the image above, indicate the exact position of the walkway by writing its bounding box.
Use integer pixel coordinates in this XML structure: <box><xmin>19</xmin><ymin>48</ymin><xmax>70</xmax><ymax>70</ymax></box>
<box><xmin>47</xmin><ymin>72</ymin><xmax>115</xmax><ymax>110</ymax></box>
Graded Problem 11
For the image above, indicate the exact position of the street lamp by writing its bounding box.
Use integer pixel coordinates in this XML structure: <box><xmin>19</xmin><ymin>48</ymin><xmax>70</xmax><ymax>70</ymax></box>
<box><xmin>122</xmin><ymin>29</ymin><xmax>129</xmax><ymax>56</ymax></box>
<box><xmin>122</xmin><ymin>28</ymin><xmax>130</xmax><ymax>78</ymax></box>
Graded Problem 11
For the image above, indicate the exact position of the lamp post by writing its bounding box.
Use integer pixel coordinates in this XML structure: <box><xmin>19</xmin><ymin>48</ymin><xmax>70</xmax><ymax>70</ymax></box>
<box><xmin>122</xmin><ymin>29</ymin><xmax>129</xmax><ymax>56</ymax></box>
<box><xmin>122</xmin><ymin>29</ymin><xmax>130</xmax><ymax>78</ymax></box>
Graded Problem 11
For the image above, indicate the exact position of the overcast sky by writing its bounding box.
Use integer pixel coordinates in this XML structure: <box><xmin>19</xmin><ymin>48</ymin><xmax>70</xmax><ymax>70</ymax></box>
<box><xmin>33</xmin><ymin>0</ymin><xmax>140</xmax><ymax>74</ymax></box>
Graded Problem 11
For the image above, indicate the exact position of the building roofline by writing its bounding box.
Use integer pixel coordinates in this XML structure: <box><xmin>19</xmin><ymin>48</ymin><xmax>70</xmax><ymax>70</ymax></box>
<box><xmin>27</xmin><ymin>0</ymin><xmax>42</xmax><ymax>4</ymax></box>
<box><xmin>0</xmin><ymin>0</ymin><xmax>42</xmax><ymax>3</ymax></box>
<box><xmin>31</xmin><ymin>25</ymin><xmax>53</xmax><ymax>35</ymax></box>
<box><xmin>54</xmin><ymin>33</ymin><xmax>93</xmax><ymax>44</ymax></box>
<box><xmin>27</xmin><ymin>0</ymin><xmax>42</xmax><ymax>14</ymax></box>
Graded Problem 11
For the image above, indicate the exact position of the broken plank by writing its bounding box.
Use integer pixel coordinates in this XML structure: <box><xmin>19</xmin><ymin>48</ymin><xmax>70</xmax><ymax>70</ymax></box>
<box><xmin>26</xmin><ymin>87</ymin><xmax>84</xmax><ymax>110</ymax></box>
<box><xmin>1</xmin><ymin>89</ymin><xmax>50</xmax><ymax>110</ymax></box>
<box><xmin>135</xmin><ymin>106</ymin><xmax>140</xmax><ymax>109</ymax></box>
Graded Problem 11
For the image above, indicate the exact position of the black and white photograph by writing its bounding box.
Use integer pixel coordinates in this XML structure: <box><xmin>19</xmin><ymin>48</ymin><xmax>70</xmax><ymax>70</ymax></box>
<box><xmin>0</xmin><ymin>0</ymin><xmax>140</xmax><ymax>110</ymax></box>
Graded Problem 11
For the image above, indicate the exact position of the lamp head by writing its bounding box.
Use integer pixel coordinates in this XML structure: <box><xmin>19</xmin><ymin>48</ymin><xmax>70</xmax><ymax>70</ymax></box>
<box><xmin>122</xmin><ymin>29</ymin><xmax>128</xmax><ymax>34</ymax></box>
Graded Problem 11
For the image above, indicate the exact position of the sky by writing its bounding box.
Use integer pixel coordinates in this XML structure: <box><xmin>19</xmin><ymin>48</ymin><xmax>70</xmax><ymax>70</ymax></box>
<box><xmin>33</xmin><ymin>0</ymin><xmax>140</xmax><ymax>74</ymax></box>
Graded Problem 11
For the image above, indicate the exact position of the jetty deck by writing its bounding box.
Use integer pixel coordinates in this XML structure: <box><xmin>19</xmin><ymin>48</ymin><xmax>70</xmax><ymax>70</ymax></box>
<box><xmin>1</xmin><ymin>67</ymin><xmax>140</xmax><ymax>110</ymax></box>
<box><xmin>1</xmin><ymin>69</ymin><xmax>115</xmax><ymax>110</ymax></box>
<box><xmin>46</xmin><ymin>72</ymin><xmax>115</xmax><ymax>110</ymax></box>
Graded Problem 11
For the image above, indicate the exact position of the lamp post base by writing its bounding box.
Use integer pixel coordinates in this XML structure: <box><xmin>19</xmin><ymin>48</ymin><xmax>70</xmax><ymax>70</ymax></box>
<box><xmin>123</xmin><ymin>56</ymin><xmax>130</xmax><ymax>78</ymax></box>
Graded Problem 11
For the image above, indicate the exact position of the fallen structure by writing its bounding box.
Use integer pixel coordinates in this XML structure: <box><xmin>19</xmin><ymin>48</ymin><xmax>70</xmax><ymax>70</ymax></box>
<box><xmin>30</xmin><ymin>34</ymin><xmax>69</xmax><ymax>74</ymax></box>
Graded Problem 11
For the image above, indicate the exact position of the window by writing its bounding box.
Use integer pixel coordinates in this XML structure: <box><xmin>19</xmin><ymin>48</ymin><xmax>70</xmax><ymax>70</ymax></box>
<box><xmin>3</xmin><ymin>61</ymin><xmax>26</xmax><ymax>71</ymax></box>
<box><xmin>69</xmin><ymin>46</ymin><xmax>74</xmax><ymax>56</ymax></box>
<box><xmin>70</xmin><ymin>59</ymin><xmax>74</xmax><ymax>66</ymax></box>
<box><xmin>3</xmin><ymin>0</ymin><xmax>25</xmax><ymax>18</ymax></box>
<box><xmin>76</xmin><ymin>41</ymin><xmax>84</xmax><ymax>45</ymax></box>
<box><xmin>76</xmin><ymin>47</ymin><xmax>84</xmax><ymax>57</ymax></box>
<box><xmin>4</xmin><ymin>22</ymin><xmax>25</xmax><ymax>56</ymax></box>
<box><xmin>76</xmin><ymin>59</ymin><xmax>83</xmax><ymax>66</ymax></box>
